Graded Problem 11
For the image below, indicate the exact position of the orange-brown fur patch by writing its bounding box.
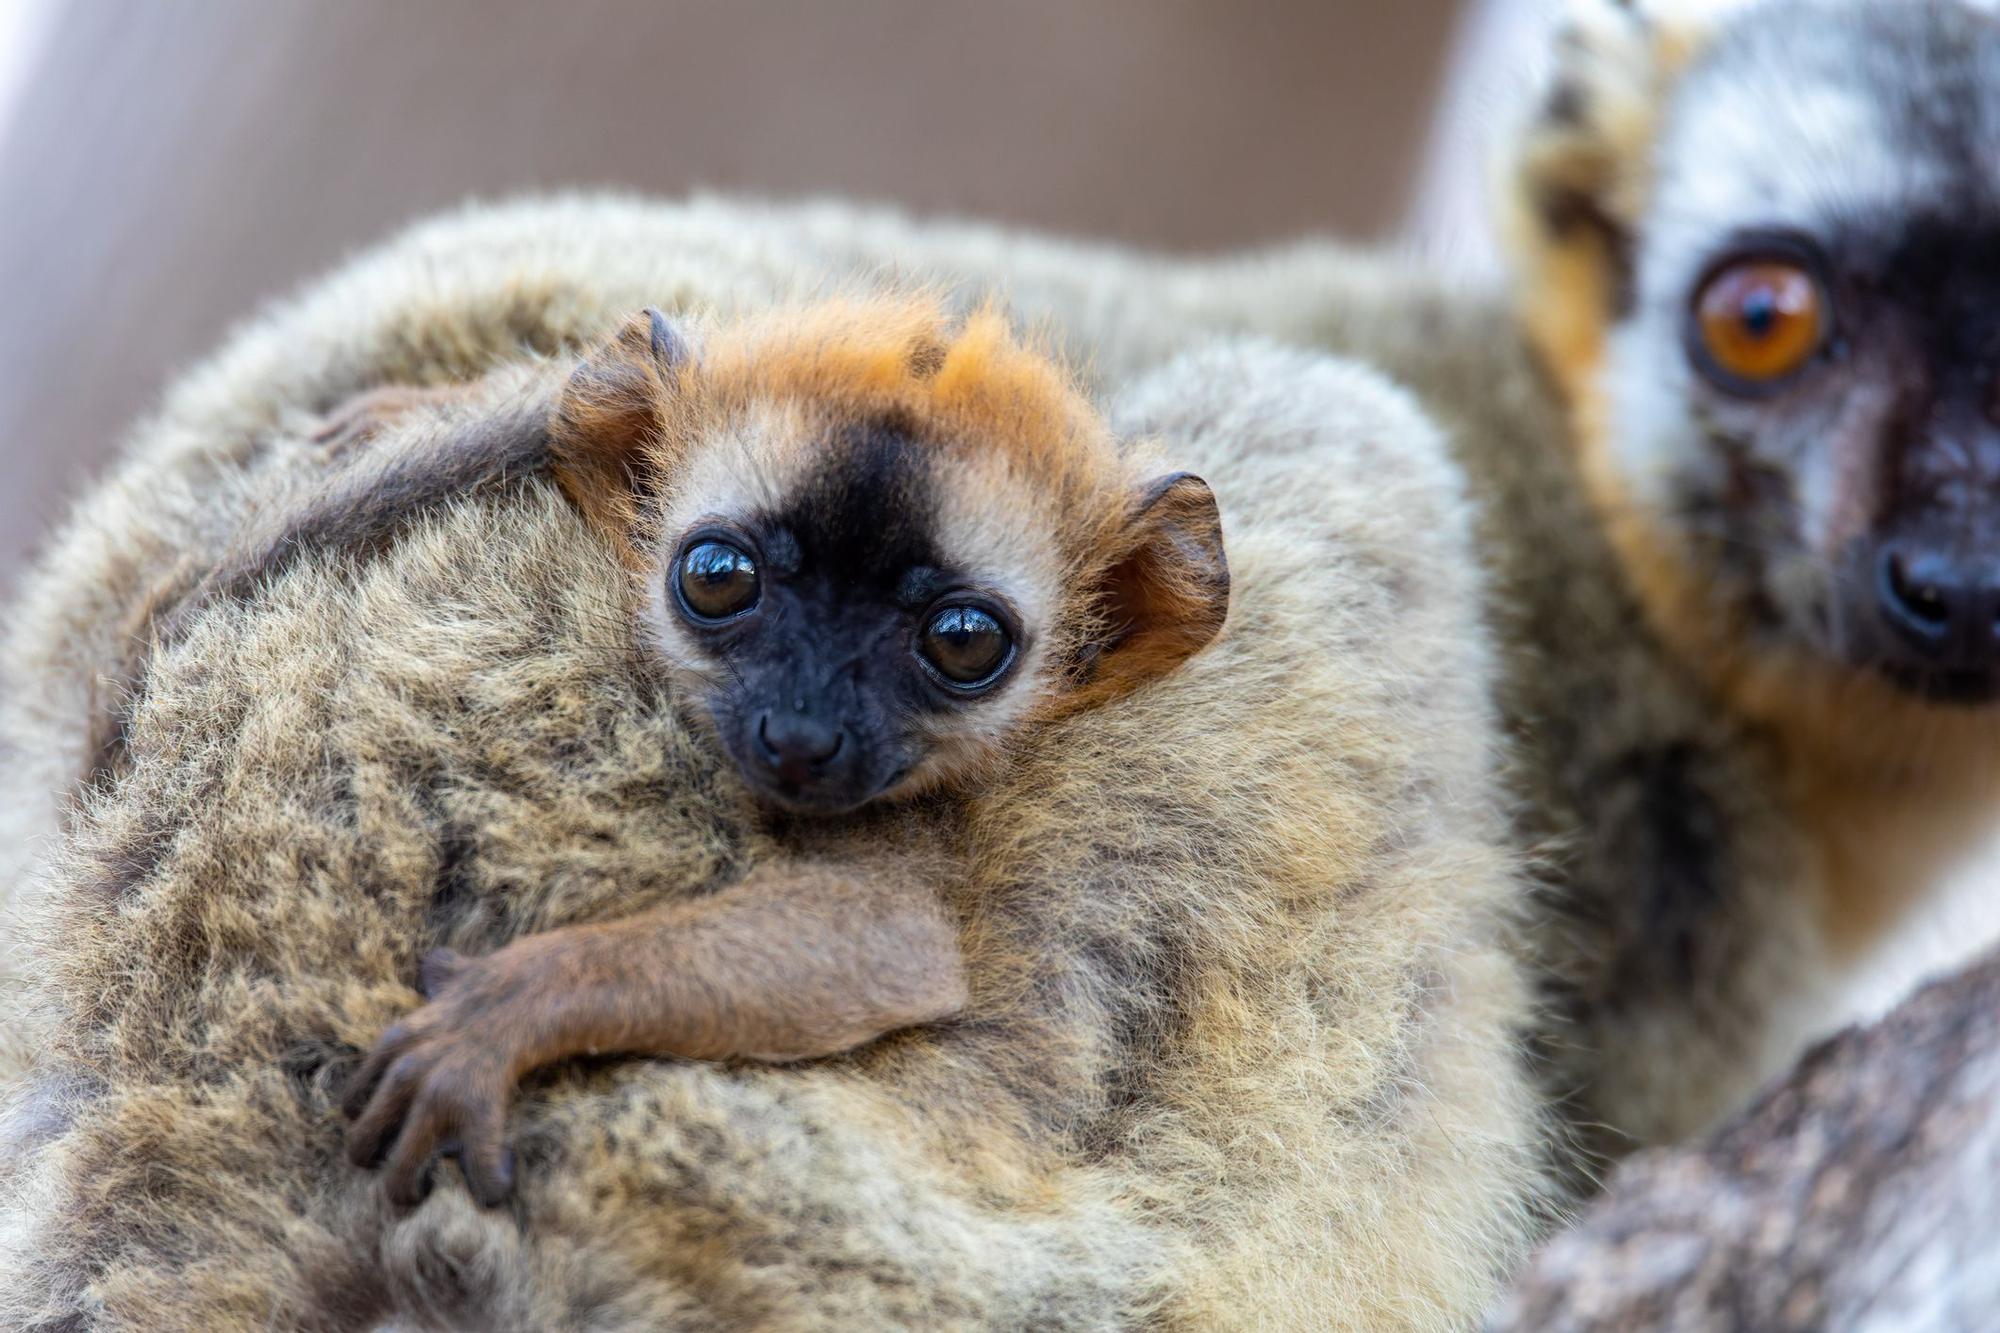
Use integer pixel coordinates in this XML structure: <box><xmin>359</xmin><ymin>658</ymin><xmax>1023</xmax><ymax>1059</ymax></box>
<box><xmin>551</xmin><ymin>297</ymin><xmax>1136</xmax><ymax>587</ymax></box>
<box><xmin>662</xmin><ymin>297</ymin><xmax>1130</xmax><ymax>544</ymax></box>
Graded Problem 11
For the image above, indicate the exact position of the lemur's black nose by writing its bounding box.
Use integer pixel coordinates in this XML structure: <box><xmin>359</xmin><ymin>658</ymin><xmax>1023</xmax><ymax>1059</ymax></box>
<box><xmin>1875</xmin><ymin>541</ymin><xmax>2000</xmax><ymax>669</ymax></box>
<box><xmin>756</xmin><ymin>711</ymin><xmax>845</xmax><ymax>786</ymax></box>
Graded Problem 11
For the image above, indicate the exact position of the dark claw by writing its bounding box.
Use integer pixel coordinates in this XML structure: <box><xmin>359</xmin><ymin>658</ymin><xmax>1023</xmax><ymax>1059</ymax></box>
<box><xmin>450</xmin><ymin>1140</ymin><xmax>517</xmax><ymax>1209</ymax></box>
<box><xmin>387</xmin><ymin>1150</ymin><xmax>438</xmax><ymax>1209</ymax></box>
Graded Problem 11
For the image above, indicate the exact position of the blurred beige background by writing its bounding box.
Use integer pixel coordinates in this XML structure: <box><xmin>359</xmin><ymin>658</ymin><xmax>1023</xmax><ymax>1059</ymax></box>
<box><xmin>0</xmin><ymin>0</ymin><xmax>1520</xmax><ymax>596</ymax></box>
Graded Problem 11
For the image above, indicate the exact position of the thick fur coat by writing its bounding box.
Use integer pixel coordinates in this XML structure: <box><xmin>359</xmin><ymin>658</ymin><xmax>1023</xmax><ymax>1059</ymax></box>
<box><xmin>0</xmin><ymin>218</ymin><xmax>1542</xmax><ymax>1325</ymax></box>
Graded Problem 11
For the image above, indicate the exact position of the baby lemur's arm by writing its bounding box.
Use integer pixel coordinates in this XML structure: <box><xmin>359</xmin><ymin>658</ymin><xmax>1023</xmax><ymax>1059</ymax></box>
<box><xmin>193</xmin><ymin>305</ymin><xmax>683</xmax><ymax>621</ymax></box>
<box><xmin>342</xmin><ymin>865</ymin><xmax>967</xmax><ymax>1207</ymax></box>
<box><xmin>196</xmin><ymin>383</ymin><xmax>552</xmax><ymax>620</ymax></box>
<box><xmin>84</xmin><ymin>380</ymin><xmax>550</xmax><ymax>792</ymax></box>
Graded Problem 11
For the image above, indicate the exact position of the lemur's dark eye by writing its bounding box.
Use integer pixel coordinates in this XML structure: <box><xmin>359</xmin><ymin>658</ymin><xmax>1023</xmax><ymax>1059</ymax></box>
<box><xmin>1691</xmin><ymin>258</ymin><xmax>1827</xmax><ymax>390</ymax></box>
<box><xmin>676</xmin><ymin>540</ymin><xmax>760</xmax><ymax>621</ymax></box>
<box><xmin>918</xmin><ymin>604</ymin><xmax>1013</xmax><ymax>688</ymax></box>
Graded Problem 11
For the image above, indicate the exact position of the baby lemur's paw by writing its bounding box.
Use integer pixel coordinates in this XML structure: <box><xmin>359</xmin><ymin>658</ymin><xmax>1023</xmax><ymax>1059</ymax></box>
<box><xmin>343</xmin><ymin>949</ymin><xmax>523</xmax><ymax>1209</ymax></box>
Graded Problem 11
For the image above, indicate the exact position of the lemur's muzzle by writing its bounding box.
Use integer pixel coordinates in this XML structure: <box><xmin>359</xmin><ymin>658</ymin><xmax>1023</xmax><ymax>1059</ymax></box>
<box><xmin>1859</xmin><ymin>533</ymin><xmax>2000</xmax><ymax>703</ymax></box>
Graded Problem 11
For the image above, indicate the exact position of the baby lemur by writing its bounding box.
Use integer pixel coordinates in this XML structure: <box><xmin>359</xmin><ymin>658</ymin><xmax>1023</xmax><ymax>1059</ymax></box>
<box><xmin>0</xmin><ymin>294</ymin><xmax>1537</xmax><ymax>1328</ymax></box>
<box><xmin>335</xmin><ymin>300</ymin><xmax>1230</xmax><ymax>1207</ymax></box>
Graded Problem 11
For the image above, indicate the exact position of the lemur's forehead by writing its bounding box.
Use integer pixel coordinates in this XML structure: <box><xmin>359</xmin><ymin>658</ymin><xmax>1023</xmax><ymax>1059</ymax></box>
<box><xmin>1644</xmin><ymin>0</ymin><xmax>2000</xmax><ymax>300</ymax></box>
<box><xmin>664</xmin><ymin>402</ymin><xmax>1059</xmax><ymax>615</ymax></box>
<box><xmin>765</xmin><ymin>418</ymin><xmax>942</xmax><ymax>587</ymax></box>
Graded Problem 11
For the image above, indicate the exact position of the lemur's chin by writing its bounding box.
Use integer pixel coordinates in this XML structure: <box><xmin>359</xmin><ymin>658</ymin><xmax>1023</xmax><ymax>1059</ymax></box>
<box><xmin>734</xmin><ymin>760</ymin><xmax>914</xmax><ymax>818</ymax></box>
<box><xmin>1876</xmin><ymin>663</ymin><xmax>2000</xmax><ymax>708</ymax></box>
<box><xmin>735</xmin><ymin>767</ymin><xmax>879</xmax><ymax>818</ymax></box>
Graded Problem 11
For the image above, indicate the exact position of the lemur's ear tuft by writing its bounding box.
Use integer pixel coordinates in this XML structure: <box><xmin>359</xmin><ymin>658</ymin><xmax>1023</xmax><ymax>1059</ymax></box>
<box><xmin>1063</xmin><ymin>472</ymin><xmax>1229</xmax><ymax>713</ymax></box>
<box><xmin>1504</xmin><ymin>0</ymin><xmax>1727</xmax><ymax>392</ymax></box>
<box><xmin>550</xmin><ymin>308</ymin><xmax>688</xmax><ymax>559</ymax></box>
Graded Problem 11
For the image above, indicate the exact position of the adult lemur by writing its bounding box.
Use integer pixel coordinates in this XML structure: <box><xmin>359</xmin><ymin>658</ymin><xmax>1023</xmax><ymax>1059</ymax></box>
<box><xmin>407</xmin><ymin>0</ymin><xmax>2000</xmax><ymax>1153</ymax></box>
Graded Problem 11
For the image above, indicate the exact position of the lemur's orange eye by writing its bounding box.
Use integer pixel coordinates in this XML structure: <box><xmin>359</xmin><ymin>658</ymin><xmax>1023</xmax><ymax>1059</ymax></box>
<box><xmin>1691</xmin><ymin>259</ymin><xmax>1826</xmax><ymax>389</ymax></box>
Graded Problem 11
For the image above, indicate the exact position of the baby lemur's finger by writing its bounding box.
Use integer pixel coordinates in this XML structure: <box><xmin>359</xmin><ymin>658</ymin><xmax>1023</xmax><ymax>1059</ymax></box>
<box><xmin>340</xmin><ymin>1021</ymin><xmax>416</xmax><ymax>1120</ymax></box>
<box><xmin>449</xmin><ymin>1136</ymin><xmax>516</xmax><ymax>1209</ymax></box>
<box><xmin>345</xmin><ymin>1055</ymin><xmax>423</xmax><ymax>1168</ymax></box>
<box><xmin>382</xmin><ymin>1100</ymin><xmax>451</xmax><ymax>1209</ymax></box>
<box><xmin>309</xmin><ymin>382</ymin><xmax>467</xmax><ymax>457</ymax></box>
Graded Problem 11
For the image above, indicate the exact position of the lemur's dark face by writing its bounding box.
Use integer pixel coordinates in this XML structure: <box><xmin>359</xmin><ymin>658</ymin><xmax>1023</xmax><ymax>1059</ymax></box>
<box><xmin>650</xmin><ymin>422</ymin><xmax>1039</xmax><ymax>815</ymax></box>
<box><xmin>548</xmin><ymin>303</ymin><xmax>1230</xmax><ymax>817</ymax></box>
<box><xmin>1608</xmin><ymin>0</ymin><xmax>2000</xmax><ymax>702</ymax></box>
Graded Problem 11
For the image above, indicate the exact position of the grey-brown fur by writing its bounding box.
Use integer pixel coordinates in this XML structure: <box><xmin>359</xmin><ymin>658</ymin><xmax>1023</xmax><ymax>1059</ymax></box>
<box><xmin>83</xmin><ymin>375</ymin><xmax>555</xmax><ymax>796</ymax></box>
<box><xmin>0</xmin><ymin>257</ymin><xmax>1543</xmax><ymax>1327</ymax></box>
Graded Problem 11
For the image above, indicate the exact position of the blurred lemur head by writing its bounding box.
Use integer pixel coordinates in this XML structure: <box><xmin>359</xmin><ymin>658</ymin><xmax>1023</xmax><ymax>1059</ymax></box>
<box><xmin>1514</xmin><ymin>0</ymin><xmax>2000</xmax><ymax>707</ymax></box>
<box><xmin>550</xmin><ymin>300</ymin><xmax>1228</xmax><ymax>815</ymax></box>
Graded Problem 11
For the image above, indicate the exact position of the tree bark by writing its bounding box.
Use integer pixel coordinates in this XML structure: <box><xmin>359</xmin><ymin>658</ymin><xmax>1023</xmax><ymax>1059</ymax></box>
<box><xmin>1489</xmin><ymin>950</ymin><xmax>2000</xmax><ymax>1331</ymax></box>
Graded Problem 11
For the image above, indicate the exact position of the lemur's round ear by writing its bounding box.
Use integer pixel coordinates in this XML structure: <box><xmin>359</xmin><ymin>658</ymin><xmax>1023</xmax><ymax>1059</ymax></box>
<box><xmin>643</xmin><ymin>307</ymin><xmax>690</xmax><ymax>370</ymax></box>
<box><xmin>550</xmin><ymin>308</ymin><xmax>689</xmax><ymax>559</ymax></box>
<box><xmin>1065</xmin><ymin>472</ymin><xmax>1228</xmax><ymax>712</ymax></box>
